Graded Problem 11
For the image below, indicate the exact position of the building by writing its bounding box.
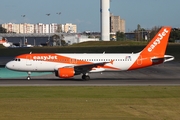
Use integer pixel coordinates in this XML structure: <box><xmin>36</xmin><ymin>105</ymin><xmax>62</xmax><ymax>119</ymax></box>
<box><xmin>19</xmin><ymin>23</ymin><xmax>34</xmax><ymax>33</ymax></box>
<box><xmin>1</xmin><ymin>23</ymin><xmax>16</xmax><ymax>33</ymax></box>
<box><xmin>34</xmin><ymin>23</ymin><xmax>44</xmax><ymax>33</ymax></box>
<box><xmin>1</xmin><ymin>23</ymin><xmax>77</xmax><ymax>34</ymax></box>
<box><xmin>110</xmin><ymin>14</ymin><xmax>125</xmax><ymax>33</ymax></box>
<box><xmin>1</xmin><ymin>23</ymin><xmax>34</xmax><ymax>33</ymax></box>
<box><xmin>120</xmin><ymin>19</ymin><xmax>125</xmax><ymax>33</ymax></box>
<box><xmin>50</xmin><ymin>23</ymin><xmax>58</xmax><ymax>33</ymax></box>
<box><xmin>34</xmin><ymin>23</ymin><xmax>58</xmax><ymax>34</ymax></box>
<box><xmin>64</xmin><ymin>23</ymin><xmax>77</xmax><ymax>33</ymax></box>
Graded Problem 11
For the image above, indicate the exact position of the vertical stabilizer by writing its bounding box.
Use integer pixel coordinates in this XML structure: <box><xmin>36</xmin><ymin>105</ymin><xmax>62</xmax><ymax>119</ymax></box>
<box><xmin>141</xmin><ymin>26</ymin><xmax>172</xmax><ymax>56</ymax></box>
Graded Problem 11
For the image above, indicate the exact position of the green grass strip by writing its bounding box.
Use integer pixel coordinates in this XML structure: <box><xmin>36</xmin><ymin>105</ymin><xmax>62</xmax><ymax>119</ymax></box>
<box><xmin>0</xmin><ymin>86</ymin><xmax>180</xmax><ymax>120</ymax></box>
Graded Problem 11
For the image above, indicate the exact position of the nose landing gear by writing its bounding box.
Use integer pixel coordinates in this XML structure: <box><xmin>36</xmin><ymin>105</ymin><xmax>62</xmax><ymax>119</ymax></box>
<box><xmin>27</xmin><ymin>72</ymin><xmax>31</xmax><ymax>80</ymax></box>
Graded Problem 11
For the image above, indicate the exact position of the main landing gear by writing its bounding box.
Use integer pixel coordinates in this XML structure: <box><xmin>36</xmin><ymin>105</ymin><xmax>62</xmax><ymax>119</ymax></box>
<box><xmin>82</xmin><ymin>74</ymin><xmax>90</xmax><ymax>80</ymax></box>
<box><xmin>27</xmin><ymin>72</ymin><xmax>31</xmax><ymax>80</ymax></box>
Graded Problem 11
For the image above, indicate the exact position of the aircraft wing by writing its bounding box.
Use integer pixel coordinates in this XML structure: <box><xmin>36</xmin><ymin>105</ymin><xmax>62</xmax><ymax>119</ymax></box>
<box><xmin>75</xmin><ymin>62</ymin><xmax>108</xmax><ymax>68</ymax></box>
<box><xmin>74</xmin><ymin>62</ymin><xmax>110</xmax><ymax>73</ymax></box>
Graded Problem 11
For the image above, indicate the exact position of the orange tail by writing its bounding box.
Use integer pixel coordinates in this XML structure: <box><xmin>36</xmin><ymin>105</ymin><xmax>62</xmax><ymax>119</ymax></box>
<box><xmin>141</xmin><ymin>26</ymin><xmax>172</xmax><ymax>57</ymax></box>
<box><xmin>129</xmin><ymin>26</ymin><xmax>172</xmax><ymax>70</ymax></box>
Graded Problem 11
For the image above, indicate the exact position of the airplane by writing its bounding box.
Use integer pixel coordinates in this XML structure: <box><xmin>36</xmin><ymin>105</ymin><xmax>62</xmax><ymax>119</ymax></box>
<box><xmin>0</xmin><ymin>38</ymin><xmax>13</xmax><ymax>47</ymax></box>
<box><xmin>6</xmin><ymin>26</ymin><xmax>174</xmax><ymax>80</ymax></box>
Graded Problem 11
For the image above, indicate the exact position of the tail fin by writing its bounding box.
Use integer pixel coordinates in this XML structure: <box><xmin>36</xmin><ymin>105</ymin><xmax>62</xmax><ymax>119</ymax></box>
<box><xmin>129</xmin><ymin>26</ymin><xmax>173</xmax><ymax>70</ymax></box>
<box><xmin>140</xmin><ymin>26</ymin><xmax>172</xmax><ymax>56</ymax></box>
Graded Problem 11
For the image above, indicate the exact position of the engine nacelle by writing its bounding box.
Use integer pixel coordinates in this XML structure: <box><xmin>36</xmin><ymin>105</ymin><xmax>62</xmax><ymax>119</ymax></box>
<box><xmin>55</xmin><ymin>68</ymin><xmax>75</xmax><ymax>78</ymax></box>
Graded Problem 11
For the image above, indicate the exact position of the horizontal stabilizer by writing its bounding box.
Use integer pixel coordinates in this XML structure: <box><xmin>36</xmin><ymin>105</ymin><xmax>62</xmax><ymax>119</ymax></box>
<box><xmin>164</xmin><ymin>55</ymin><xmax>174</xmax><ymax>62</ymax></box>
<box><xmin>151</xmin><ymin>55</ymin><xmax>174</xmax><ymax>64</ymax></box>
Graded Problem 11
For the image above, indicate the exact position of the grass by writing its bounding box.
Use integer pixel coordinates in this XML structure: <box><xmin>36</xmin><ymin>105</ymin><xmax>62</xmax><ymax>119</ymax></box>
<box><xmin>0</xmin><ymin>86</ymin><xmax>180</xmax><ymax>120</ymax></box>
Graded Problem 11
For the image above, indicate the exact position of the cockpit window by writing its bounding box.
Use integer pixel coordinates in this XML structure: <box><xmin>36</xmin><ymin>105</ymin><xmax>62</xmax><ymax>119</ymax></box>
<box><xmin>14</xmin><ymin>58</ymin><xmax>21</xmax><ymax>61</ymax></box>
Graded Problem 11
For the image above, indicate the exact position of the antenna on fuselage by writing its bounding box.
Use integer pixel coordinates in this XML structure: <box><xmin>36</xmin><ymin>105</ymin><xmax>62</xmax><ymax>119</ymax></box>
<box><xmin>30</xmin><ymin>52</ymin><xmax>32</xmax><ymax>54</ymax></box>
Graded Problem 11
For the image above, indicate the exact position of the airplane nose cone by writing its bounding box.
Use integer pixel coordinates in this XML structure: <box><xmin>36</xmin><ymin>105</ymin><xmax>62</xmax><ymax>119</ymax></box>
<box><xmin>5</xmin><ymin>62</ymin><xmax>10</xmax><ymax>69</ymax></box>
<box><xmin>5</xmin><ymin>62</ymin><xmax>14</xmax><ymax>70</ymax></box>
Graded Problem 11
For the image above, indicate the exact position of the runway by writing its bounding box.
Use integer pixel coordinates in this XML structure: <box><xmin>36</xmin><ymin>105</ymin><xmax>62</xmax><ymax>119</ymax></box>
<box><xmin>0</xmin><ymin>62</ymin><xmax>180</xmax><ymax>86</ymax></box>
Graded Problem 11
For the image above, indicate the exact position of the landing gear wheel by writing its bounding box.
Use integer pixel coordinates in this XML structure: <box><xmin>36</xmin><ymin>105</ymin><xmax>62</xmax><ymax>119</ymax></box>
<box><xmin>85</xmin><ymin>75</ymin><xmax>90</xmax><ymax>80</ymax></box>
<box><xmin>82</xmin><ymin>74</ymin><xmax>90</xmax><ymax>80</ymax></box>
<box><xmin>27</xmin><ymin>72</ymin><xmax>31</xmax><ymax>80</ymax></box>
<box><xmin>27</xmin><ymin>76</ymin><xmax>31</xmax><ymax>80</ymax></box>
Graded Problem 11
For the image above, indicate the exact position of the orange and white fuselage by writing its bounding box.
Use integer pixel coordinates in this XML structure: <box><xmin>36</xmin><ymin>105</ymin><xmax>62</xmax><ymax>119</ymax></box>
<box><xmin>6</xmin><ymin>26</ymin><xmax>174</xmax><ymax>80</ymax></box>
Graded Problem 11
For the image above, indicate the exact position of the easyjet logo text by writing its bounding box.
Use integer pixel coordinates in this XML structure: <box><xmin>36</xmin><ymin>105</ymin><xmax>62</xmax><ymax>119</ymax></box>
<box><xmin>148</xmin><ymin>28</ymin><xmax>169</xmax><ymax>52</ymax></box>
<box><xmin>33</xmin><ymin>55</ymin><xmax>58</xmax><ymax>60</ymax></box>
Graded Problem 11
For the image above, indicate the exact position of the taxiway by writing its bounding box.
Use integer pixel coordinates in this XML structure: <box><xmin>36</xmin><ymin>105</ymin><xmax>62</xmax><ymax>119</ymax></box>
<box><xmin>0</xmin><ymin>62</ymin><xmax>180</xmax><ymax>86</ymax></box>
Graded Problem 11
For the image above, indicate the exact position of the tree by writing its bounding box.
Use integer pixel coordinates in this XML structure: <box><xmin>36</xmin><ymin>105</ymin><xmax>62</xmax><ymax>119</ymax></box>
<box><xmin>169</xmin><ymin>28</ymin><xmax>180</xmax><ymax>42</ymax></box>
<box><xmin>52</xmin><ymin>34</ymin><xmax>67</xmax><ymax>46</ymax></box>
<box><xmin>136</xmin><ymin>24</ymin><xmax>141</xmax><ymax>41</ymax></box>
<box><xmin>56</xmin><ymin>24</ymin><xmax>62</xmax><ymax>33</ymax></box>
<box><xmin>135</xmin><ymin>24</ymin><xmax>149</xmax><ymax>41</ymax></box>
<box><xmin>149</xmin><ymin>26</ymin><xmax>161</xmax><ymax>40</ymax></box>
<box><xmin>0</xmin><ymin>26</ymin><xmax>7</xmax><ymax>33</ymax></box>
<box><xmin>116</xmin><ymin>31</ymin><xmax>125</xmax><ymax>41</ymax></box>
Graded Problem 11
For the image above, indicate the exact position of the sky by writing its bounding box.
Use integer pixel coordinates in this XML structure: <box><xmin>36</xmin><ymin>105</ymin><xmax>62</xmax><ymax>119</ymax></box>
<box><xmin>0</xmin><ymin>0</ymin><xmax>180</xmax><ymax>32</ymax></box>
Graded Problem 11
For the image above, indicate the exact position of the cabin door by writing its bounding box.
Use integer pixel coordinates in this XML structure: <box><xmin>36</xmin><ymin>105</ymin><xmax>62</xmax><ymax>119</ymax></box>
<box><xmin>26</xmin><ymin>55</ymin><xmax>32</xmax><ymax>66</ymax></box>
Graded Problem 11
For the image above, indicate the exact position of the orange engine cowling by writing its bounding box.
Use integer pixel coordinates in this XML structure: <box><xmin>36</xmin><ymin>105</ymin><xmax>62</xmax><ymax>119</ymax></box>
<box><xmin>56</xmin><ymin>68</ymin><xmax>75</xmax><ymax>78</ymax></box>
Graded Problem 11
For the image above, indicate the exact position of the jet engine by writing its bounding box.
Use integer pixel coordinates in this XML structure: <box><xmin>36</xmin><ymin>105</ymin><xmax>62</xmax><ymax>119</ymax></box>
<box><xmin>55</xmin><ymin>67</ymin><xmax>75</xmax><ymax>78</ymax></box>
